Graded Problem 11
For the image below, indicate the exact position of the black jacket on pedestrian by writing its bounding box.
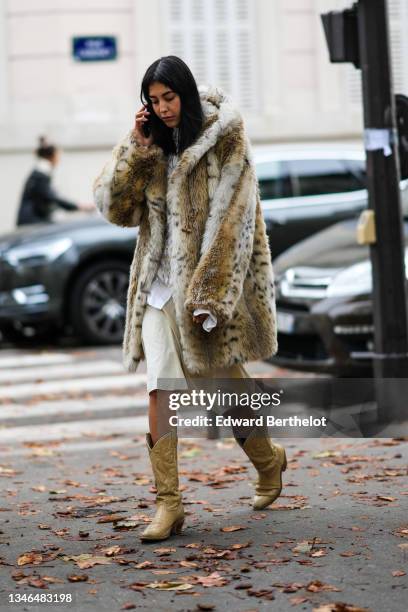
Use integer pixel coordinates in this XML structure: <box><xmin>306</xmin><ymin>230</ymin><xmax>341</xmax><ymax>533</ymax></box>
<box><xmin>16</xmin><ymin>165</ymin><xmax>79</xmax><ymax>226</ymax></box>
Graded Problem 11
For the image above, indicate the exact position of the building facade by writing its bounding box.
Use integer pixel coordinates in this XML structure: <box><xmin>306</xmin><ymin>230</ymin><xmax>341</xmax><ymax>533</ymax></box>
<box><xmin>1</xmin><ymin>0</ymin><xmax>407</xmax><ymax>230</ymax></box>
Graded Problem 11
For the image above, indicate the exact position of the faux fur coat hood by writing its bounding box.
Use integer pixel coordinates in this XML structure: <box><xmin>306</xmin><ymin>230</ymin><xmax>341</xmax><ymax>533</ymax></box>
<box><xmin>94</xmin><ymin>85</ymin><xmax>278</xmax><ymax>374</ymax></box>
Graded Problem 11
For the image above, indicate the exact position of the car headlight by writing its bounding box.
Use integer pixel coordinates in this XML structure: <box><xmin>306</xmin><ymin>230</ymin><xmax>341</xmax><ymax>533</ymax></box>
<box><xmin>327</xmin><ymin>250</ymin><xmax>408</xmax><ymax>298</ymax></box>
<box><xmin>4</xmin><ymin>237</ymin><xmax>73</xmax><ymax>266</ymax></box>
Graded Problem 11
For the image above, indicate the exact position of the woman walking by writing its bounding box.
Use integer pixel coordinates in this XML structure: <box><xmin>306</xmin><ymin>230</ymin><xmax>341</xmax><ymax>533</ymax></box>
<box><xmin>17</xmin><ymin>137</ymin><xmax>94</xmax><ymax>226</ymax></box>
<box><xmin>94</xmin><ymin>56</ymin><xmax>286</xmax><ymax>542</ymax></box>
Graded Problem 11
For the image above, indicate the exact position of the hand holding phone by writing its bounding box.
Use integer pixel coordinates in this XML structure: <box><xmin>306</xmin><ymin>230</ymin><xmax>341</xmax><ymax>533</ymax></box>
<box><xmin>132</xmin><ymin>106</ymin><xmax>154</xmax><ymax>147</ymax></box>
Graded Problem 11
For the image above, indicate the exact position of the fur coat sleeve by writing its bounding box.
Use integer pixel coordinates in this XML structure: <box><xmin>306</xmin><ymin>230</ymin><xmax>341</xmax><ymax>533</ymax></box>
<box><xmin>93</xmin><ymin>131</ymin><xmax>164</xmax><ymax>227</ymax></box>
<box><xmin>184</xmin><ymin>122</ymin><xmax>258</xmax><ymax>327</ymax></box>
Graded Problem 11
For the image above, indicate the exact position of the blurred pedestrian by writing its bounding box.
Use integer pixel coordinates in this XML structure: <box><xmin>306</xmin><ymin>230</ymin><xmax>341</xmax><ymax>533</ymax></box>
<box><xmin>16</xmin><ymin>136</ymin><xmax>95</xmax><ymax>226</ymax></box>
<box><xmin>94</xmin><ymin>55</ymin><xmax>286</xmax><ymax>542</ymax></box>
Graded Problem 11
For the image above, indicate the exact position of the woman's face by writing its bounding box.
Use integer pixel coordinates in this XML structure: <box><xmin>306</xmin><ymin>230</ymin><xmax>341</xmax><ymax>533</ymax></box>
<box><xmin>148</xmin><ymin>81</ymin><xmax>181</xmax><ymax>128</ymax></box>
<box><xmin>50</xmin><ymin>149</ymin><xmax>60</xmax><ymax>166</ymax></box>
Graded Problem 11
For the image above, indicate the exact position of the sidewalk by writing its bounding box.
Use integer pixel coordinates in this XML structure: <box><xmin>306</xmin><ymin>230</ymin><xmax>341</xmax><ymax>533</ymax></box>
<box><xmin>0</xmin><ymin>434</ymin><xmax>407</xmax><ymax>612</ymax></box>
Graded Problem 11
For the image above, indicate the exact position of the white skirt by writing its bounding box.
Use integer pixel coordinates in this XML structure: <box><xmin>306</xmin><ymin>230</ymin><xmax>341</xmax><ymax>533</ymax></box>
<box><xmin>141</xmin><ymin>296</ymin><xmax>251</xmax><ymax>395</ymax></box>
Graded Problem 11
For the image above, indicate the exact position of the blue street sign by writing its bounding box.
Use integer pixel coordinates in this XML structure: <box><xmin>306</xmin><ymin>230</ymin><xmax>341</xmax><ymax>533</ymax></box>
<box><xmin>72</xmin><ymin>36</ymin><xmax>118</xmax><ymax>62</ymax></box>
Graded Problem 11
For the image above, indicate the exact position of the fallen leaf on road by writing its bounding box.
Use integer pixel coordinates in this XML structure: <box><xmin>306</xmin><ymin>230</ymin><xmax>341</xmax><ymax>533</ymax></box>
<box><xmin>196</xmin><ymin>572</ymin><xmax>228</xmax><ymax>587</ymax></box>
<box><xmin>306</xmin><ymin>580</ymin><xmax>341</xmax><ymax>592</ymax></box>
<box><xmin>220</xmin><ymin>525</ymin><xmax>246</xmax><ymax>532</ymax></box>
<box><xmin>292</xmin><ymin>541</ymin><xmax>313</xmax><ymax>554</ymax></box>
<box><xmin>311</xmin><ymin>549</ymin><xmax>327</xmax><ymax>557</ymax></box>
<box><xmin>61</xmin><ymin>554</ymin><xmax>112</xmax><ymax>569</ymax></box>
<box><xmin>67</xmin><ymin>574</ymin><xmax>89</xmax><ymax>582</ymax></box>
<box><xmin>290</xmin><ymin>596</ymin><xmax>310</xmax><ymax>606</ymax></box>
<box><xmin>230</xmin><ymin>541</ymin><xmax>251</xmax><ymax>549</ymax></box>
<box><xmin>112</xmin><ymin>520</ymin><xmax>139</xmax><ymax>530</ymax></box>
<box><xmin>247</xmin><ymin>587</ymin><xmax>275</xmax><ymax>600</ymax></box>
<box><xmin>17</xmin><ymin>553</ymin><xmax>44</xmax><ymax>566</ymax></box>
<box><xmin>146</xmin><ymin>581</ymin><xmax>193</xmax><ymax>591</ymax></box>
<box><xmin>313</xmin><ymin>604</ymin><xmax>371</xmax><ymax>612</ymax></box>
<box><xmin>101</xmin><ymin>545</ymin><xmax>122</xmax><ymax>556</ymax></box>
<box><xmin>97</xmin><ymin>514</ymin><xmax>125</xmax><ymax>523</ymax></box>
<box><xmin>391</xmin><ymin>570</ymin><xmax>406</xmax><ymax>577</ymax></box>
<box><xmin>154</xmin><ymin>547</ymin><xmax>176</xmax><ymax>556</ymax></box>
<box><xmin>312</xmin><ymin>451</ymin><xmax>340</xmax><ymax>458</ymax></box>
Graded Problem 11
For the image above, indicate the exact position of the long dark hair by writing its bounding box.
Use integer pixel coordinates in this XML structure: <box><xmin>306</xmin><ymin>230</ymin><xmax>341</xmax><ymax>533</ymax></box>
<box><xmin>140</xmin><ymin>56</ymin><xmax>205</xmax><ymax>155</ymax></box>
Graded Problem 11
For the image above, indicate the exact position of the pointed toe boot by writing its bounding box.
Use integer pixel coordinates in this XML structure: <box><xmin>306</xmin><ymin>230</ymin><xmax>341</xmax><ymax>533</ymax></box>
<box><xmin>140</xmin><ymin>431</ymin><xmax>185</xmax><ymax>542</ymax></box>
<box><xmin>238</xmin><ymin>430</ymin><xmax>287</xmax><ymax>510</ymax></box>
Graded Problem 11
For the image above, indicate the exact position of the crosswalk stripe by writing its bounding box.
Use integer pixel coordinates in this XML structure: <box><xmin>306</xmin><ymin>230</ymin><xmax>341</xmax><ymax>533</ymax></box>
<box><xmin>0</xmin><ymin>395</ymin><xmax>148</xmax><ymax>421</ymax></box>
<box><xmin>0</xmin><ymin>353</ymin><xmax>74</xmax><ymax>369</ymax></box>
<box><xmin>0</xmin><ymin>360</ymin><xmax>124</xmax><ymax>383</ymax></box>
<box><xmin>0</xmin><ymin>373</ymin><xmax>147</xmax><ymax>400</ymax></box>
<box><xmin>0</xmin><ymin>415</ymin><xmax>149</xmax><ymax>443</ymax></box>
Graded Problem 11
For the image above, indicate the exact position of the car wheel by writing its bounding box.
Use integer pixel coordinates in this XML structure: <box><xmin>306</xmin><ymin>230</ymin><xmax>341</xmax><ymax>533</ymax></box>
<box><xmin>69</xmin><ymin>259</ymin><xmax>129</xmax><ymax>345</ymax></box>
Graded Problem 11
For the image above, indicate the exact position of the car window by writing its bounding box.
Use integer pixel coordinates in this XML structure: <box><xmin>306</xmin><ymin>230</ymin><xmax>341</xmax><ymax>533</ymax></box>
<box><xmin>288</xmin><ymin>159</ymin><xmax>366</xmax><ymax>197</ymax></box>
<box><xmin>255</xmin><ymin>161</ymin><xmax>292</xmax><ymax>200</ymax></box>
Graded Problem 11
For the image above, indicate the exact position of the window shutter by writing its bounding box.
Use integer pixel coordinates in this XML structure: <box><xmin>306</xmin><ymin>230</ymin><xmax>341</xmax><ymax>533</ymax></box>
<box><xmin>163</xmin><ymin>0</ymin><xmax>258</xmax><ymax>111</ymax></box>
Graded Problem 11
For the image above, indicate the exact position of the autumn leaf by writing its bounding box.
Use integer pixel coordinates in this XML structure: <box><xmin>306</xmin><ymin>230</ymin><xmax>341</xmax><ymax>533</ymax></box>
<box><xmin>292</xmin><ymin>541</ymin><xmax>313</xmax><ymax>554</ymax></box>
<box><xmin>68</xmin><ymin>574</ymin><xmax>89</xmax><ymax>582</ymax></box>
<box><xmin>134</xmin><ymin>561</ymin><xmax>154</xmax><ymax>569</ymax></box>
<box><xmin>312</xmin><ymin>604</ymin><xmax>371</xmax><ymax>612</ymax></box>
<box><xmin>61</xmin><ymin>554</ymin><xmax>112</xmax><ymax>569</ymax></box>
<box><xmin>101</xmin><ymin>545</ymin><xmax>121</xmax><ymax>556</ymax></box>
<box><xmin>27</xmin><ymin>577</ymin><xmax>48</xmax><ymax>589</ymax></box>
<box><xmin>17</xmin><ymin>553</ymin><xmax>44</xmax><ymax>566</ymax></box>
<box><xmin>311</xmin><ymin>549</ymin><xmax>327</xmax><ymax>557</ymax></box>
<box><xmin>42</xmin><ymin>576</ymin><xmax>65</xmax><ymax>584</ymax></box>
<box><xmin>247</xmin><ymin>587</ymin><xmax>275</xmax><ymax>600</ymax></box>
<box><xmin>391</xmin><ymin>570</ymin><xmax>406</xmax><ymax>577</ymax></box>
<box><xmin>196</xmin><ymin>572</ymin><xmax>229</xmax><ymax>587</ymax></box>
<box><xmin>97</xmin><ymin>514</ymin><xmax>125</xmax><ymax>523</ymax></box>
<box><xmin>220</xmin><ymin>525</ymin><xmax>246</xmax><ymax>532</ymax></box>
<box><xmin>153</xmin><ymin>547</ymin><xmax>176</xmax><ymax>556</ymax></box>
<box><xmin>146</xmin><ymin>581</ymin><xmax>193</xmax><ymax>591</ymax></box>
<box><xmin>290</xmin><ymin>596</ymin><xmax>310</xmax><ymax>606</ymax></box>
<box><xmin>112</xmin><ymin>520</ymin><xmax>139</xmax><ymax>530</ymax></box>
<box><xmin>306</xmin><ymin>580</ymin><xmax>341</xmax><ymax>593</ymax></box>
<box><xmin>179</xmin><ymin>560</ymin><xmax>198</xmax><ymax>568</ymax></box>
<box><xmin>230</xmin><ymin>541</ymin><xmax>251</xmax><ymax>549</ymax></box>
<box><xmin>312</xmin><ymin>451</ymin><xmax>340</xmax><ymax>458</ymax></box>
<box><xmin>393</xmin><ymin>527</ymin><xmax>408</xmax><ymax>538</ymax></box>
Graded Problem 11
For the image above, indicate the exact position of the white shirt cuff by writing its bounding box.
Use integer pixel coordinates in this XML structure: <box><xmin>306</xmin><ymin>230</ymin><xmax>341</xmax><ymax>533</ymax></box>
<box><xmin>193</xmin><ymin>308</ymin><xmax>217</xmax><ymax>332</ymax></box>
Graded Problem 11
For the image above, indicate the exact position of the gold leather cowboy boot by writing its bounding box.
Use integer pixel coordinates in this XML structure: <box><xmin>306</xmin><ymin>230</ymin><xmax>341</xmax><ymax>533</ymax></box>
<box><xmin>140</xmin><ymin>430</ymin><xmax>185</xmax><ymax>541</ymax></box>
<box><xmin>237</xmin><ymin>429</ymin><xmax>287</xmax><ymax>510</ymax></box>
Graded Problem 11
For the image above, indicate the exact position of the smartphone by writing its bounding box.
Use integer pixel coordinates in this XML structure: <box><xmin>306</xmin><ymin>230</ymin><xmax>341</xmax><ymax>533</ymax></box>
<box><xmin>142</xmin><ymin>107</ymin><xmax>151</xmax><ymax>138</ymax></box>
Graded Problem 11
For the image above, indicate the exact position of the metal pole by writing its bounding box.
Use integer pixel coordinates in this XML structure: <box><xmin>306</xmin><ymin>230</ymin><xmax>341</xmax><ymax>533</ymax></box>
<box><xmin>357</xmin><ymin>0</ymin><xmax>408</xmax><ymax>419</ymax></box>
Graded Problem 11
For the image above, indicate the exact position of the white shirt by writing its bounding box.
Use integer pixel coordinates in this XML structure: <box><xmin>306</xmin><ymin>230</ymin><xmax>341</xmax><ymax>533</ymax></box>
<box><xmin>147</xmin><ymin>277</ymin><xmax>217</xmax><ymax>332</ymax></box>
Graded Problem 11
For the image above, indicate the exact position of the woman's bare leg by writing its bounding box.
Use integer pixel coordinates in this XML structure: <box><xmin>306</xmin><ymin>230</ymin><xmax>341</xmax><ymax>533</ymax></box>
<box><xmin>148</xmin><ymin>389</ymin><xmax>177</xmax><ymax>445</ymax></box>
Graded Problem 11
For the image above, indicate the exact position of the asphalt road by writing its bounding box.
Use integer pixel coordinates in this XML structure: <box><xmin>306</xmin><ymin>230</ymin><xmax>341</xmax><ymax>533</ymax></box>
<box><xmin>0</xmin><ymin>345</ymin><xmax>406</xmax><ymax>612</ymax></box>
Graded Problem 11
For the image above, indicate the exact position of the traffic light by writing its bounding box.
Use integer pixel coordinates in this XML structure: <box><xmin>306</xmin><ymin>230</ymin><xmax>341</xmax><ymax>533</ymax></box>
<box><xmin>321</xmin><ymin>5</ymin><xmax>360</xmax><ymax>68</ymax></box>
